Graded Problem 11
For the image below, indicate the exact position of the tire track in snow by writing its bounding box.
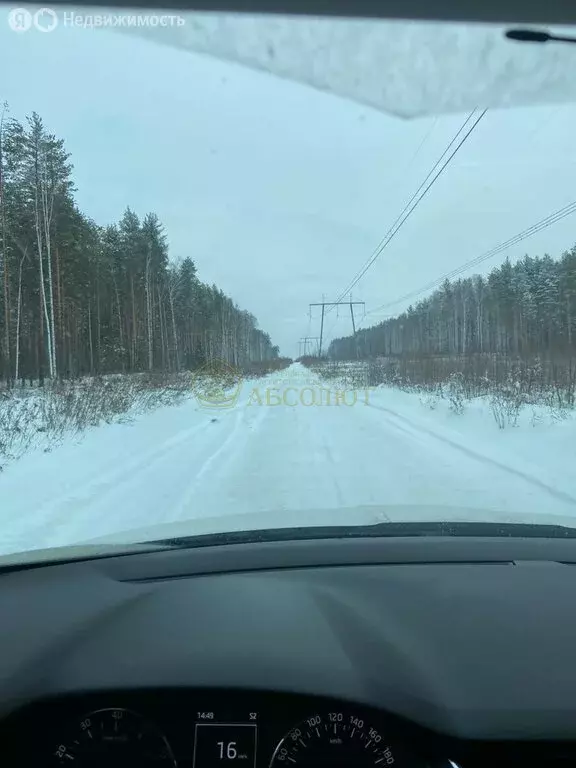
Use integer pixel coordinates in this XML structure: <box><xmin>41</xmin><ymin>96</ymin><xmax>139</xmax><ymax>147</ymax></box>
<box><xmin>366</xmin><ymin>401</ymin><xmax>576</xmax><ymax>507</ymax></box>
<box><xmin>27</xmin><ymin>410</ymin><xmax>246</xmax><ymax>550</ymax></box>
<box><xmin>321</xmin><ymin>441</ymin><xmax>345</xmax><ymax>508</ymax></box>
<box><xmin>18</xmin><ymin>378</ymin><xmax>272</xmax><ymax>549</ymax></box>
<box><xmin>303</xmin><ymin>408</ymin><xmax>346</xmax><ymax>508</ymax></box>
<box><xmin>171</xmin><ymin>400</ymin><xmax>270</xmax><ymax>521</ymax></box>
<box><xmin>31</xmin><ymin>416</ymin><xmax>220</xmax><ymax>528</ymax></box>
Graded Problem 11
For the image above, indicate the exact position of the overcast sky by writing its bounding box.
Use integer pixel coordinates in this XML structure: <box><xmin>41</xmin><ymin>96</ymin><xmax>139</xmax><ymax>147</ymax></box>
<box><xmin>2</xmin><ymin>11</ymin><xmax>576</xmax><ymax>356</ymax></box>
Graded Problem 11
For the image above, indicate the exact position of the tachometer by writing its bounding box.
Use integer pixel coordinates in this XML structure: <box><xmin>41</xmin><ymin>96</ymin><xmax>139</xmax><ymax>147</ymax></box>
<box><xmin>52</xmin><ymin>707</ymin><xmax>176</xmax><ymax>767</ymax></box>
<box><xmin>270</xmin><ymin>711</ymin><xmax>432</xmax><ymax>767</ymax></box>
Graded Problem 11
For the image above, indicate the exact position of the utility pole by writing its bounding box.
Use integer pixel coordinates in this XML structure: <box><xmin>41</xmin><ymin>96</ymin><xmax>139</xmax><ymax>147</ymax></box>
<box><xmin>299</xmin><ymin>337</ymin><xmax>320</xmax><ymax>357</ymax></box>
<box><xmin>310</xmin><ymin>296</ymin><xmax>365</xmax><ymax>358</ymax></box>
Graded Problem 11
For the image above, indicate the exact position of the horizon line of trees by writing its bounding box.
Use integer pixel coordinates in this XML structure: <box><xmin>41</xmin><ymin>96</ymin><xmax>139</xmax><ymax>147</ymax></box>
<box><xmin>328</xmin><ymin>248</ymin><xmax>576</xmax><ymax>361</ymax></box>
<box><xmin>0</xmin><ymin>105</ymin><xmax>279</xmax><ymax>386</ymax></box>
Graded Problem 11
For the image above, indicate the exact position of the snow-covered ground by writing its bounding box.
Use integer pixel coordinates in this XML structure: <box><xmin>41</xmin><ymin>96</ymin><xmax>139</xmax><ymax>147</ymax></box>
<box><xmin>1</xmin><ymin>362</ymin><xmax>576</xmax><ymax>557</ymax></box>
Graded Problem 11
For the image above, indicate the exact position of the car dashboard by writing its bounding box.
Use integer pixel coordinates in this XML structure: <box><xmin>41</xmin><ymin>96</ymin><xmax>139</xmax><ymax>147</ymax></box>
<box><xmin>5</xmin><ymin>689</ymin><xmax>458</xmax><ymax>767</ymax></box>
<box><xmin>5</xmin><ymin>687</ymin><xmax>576</xmax><ymax>768</ymax></box>
<box><xmin>3</xmin><ymin>533</ymin><xmax>576</xmax><ymax>767</ymax></box>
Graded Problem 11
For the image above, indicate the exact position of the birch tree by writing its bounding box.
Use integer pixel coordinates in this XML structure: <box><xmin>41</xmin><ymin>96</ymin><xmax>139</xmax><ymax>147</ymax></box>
<box><xmin>0</xmin><ymin>109</ymin><xmax>279</xmax><ymax>384</ymax></box>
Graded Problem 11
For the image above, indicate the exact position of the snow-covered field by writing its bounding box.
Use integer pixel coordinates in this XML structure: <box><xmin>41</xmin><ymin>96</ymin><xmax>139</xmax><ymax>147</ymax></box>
<box><xmin>1</xmin><ymin>362</ymin><xmax>576</xmax><ymax>557</ymax></box>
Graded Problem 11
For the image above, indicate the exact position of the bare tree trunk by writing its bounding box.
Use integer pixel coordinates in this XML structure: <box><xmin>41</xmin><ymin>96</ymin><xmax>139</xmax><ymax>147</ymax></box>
<box><xmin>88</xmin><ymin>300</ymin><xmax>94</xmax><ymax>374</ymax></box>
<box><xmin>0</xmin><ymin>104</ymin><xmax>12</xmax><ymax>385</ymax></box>
<box><xmin>33</xmin><ymin>142</ymin><xmax>53</xmax><ymax>379</ymax></box>
<box><xmin>130</xmin><ymin>275</ymin><xmax>137</xmax><ymax>370</ymax></box>
<box><xmin>15</xmin><ymin>250</ymin><xmax>27</xmax><ymax>383</ymax></box>
<box><xmin>112</xmin><ymin>273</ymin><xmax>124</xmax><ymax>369</ymax></box>
<box><xmin>157</xmin><ymin>284</ymin><xmax>166</xmax><ymax>370</ymax></box>
<box><xmin>145</xmin><ymin>246</ymin><xmax>153</xmax><ymax>371</ymax></box>
<box><xmin>40</xmin><ymin>152</ymin><xmax>57</xmax><ymax>378</ymax></box>
<box><xmin>462</xmin><ymin>296</ymin><xmax>467</xmax><ymax>355</ymax></box>
<box><xmin>477</xmin><ymin>301</ymin><xmax>483</xmax><ymax>353</ymax></box>
<box><xmin>38</xmin><ymin>284</ymin><xmax>45</xmax><ymax>385</ymax></box>
<box><xmin>96</xmin><ymin>263</ymin><xmax>101</xmax><ymax>372</ymax></box>
<box><xmin>169</xmin><ymin>283</ymin><xmax>179</xmax><ymax>372</ymax></box>
<box><xmin>56</xmin><ymin>245</ymin><xmax>62</xmax><ymax>376</ymax></box>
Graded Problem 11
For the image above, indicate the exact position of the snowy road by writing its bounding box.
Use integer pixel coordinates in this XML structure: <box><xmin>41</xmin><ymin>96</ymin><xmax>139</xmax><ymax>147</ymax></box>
<box><xmin>2</xmin><ymin>363</ymin><xmax>576</xmax><ymax>556</ymax></box>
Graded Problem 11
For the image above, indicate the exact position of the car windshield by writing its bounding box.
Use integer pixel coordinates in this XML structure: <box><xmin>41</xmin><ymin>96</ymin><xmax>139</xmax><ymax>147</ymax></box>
<box><xmin>2</xmin><ymin>7</ymin><xmax>576</xmax><ymax>559</ymax></box>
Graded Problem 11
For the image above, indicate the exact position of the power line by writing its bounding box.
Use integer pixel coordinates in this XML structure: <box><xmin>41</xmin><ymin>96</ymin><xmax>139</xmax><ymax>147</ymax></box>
<box><xmin>367</xmin><ymin>199</ymin><xmax>576</xmax><ymax>317</ymax></box>
<box><xmin>294</xmin><ymin>310</ymin><xmax>314</xmax><ymax>357</ymax></box>
<box><xmin>299</xmin><ymin>337</ymin><xmax>320</xmax><ymax>356</ymax></box>
<box><xmin>323</xmin><ymin>313</ymin><xmax>340</xmax><ymax>341</ymax></box>
<box><xmin>381</xmin><ymin>117</ymin><xmax>439</xmax><ymax>206</ymax></box>
<box><xmin>402</xmin><ymin>116</ymin><xmax>439</xmax><ymax>177</ymax></box>
<box><xmin>328</xmin><ymin>108</ymin><xmax>487</xmax><ymax>312</ymax></box>
<box><xmin>309</xmin><ymin>298</ymin><xmax>365</xmax><ymax>356</ymax></box>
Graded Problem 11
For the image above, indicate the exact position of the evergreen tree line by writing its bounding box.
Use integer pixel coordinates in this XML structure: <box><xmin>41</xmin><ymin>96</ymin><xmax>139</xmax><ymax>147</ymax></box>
<box><xmin>328</xmin><ymin>249</ymin><xmax>576</xmax><ymax>362</ymax></box>
<box><xmin>0</xmin><ymin>108</ymin><xmax>279</xmax><ymax>386</ymax></box>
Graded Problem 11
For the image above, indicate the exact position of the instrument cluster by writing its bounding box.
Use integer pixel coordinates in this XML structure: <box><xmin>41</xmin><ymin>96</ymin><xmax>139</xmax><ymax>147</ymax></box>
<box><xmin>2</xmin><ymin>690</ymin><xmax>460</xmax><ymax>768</ymax></box>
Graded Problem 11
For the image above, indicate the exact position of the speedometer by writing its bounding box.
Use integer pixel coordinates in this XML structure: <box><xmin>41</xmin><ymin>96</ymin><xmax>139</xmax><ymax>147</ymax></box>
<box><xmin>52</xmin><ymin>707</ymin><xmax>176</xmax><ymax>768</ymax></box>
<box><xmin>269</xmin><ymin>711</ymin><xmax>443</xmax><ymax>767</ymax></box>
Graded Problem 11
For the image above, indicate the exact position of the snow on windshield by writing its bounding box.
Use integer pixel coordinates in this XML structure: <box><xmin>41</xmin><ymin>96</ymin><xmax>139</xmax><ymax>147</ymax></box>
<box><xmin>1</xmin><ymin>8</ymin><xmax>576</xmax><ymax>557</ymax></box>
<box><xmin>120</xmin><ymin>15</ymin><xmax>576</xmax><ymax>117</ymax></box>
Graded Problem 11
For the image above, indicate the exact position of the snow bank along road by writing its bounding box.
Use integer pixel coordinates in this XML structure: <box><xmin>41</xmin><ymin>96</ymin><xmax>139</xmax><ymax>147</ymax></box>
<box><xmin>2</xmin><ymin>363</ymin><xmax>576</xmax><ymax>555</ymax></box>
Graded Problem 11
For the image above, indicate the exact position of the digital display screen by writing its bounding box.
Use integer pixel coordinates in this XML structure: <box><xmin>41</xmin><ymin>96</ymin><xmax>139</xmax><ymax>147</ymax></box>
<box><xmin>193</xmin><ymin>723</ymin><xmax>257</xmax><ymax>768</ymax></box>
